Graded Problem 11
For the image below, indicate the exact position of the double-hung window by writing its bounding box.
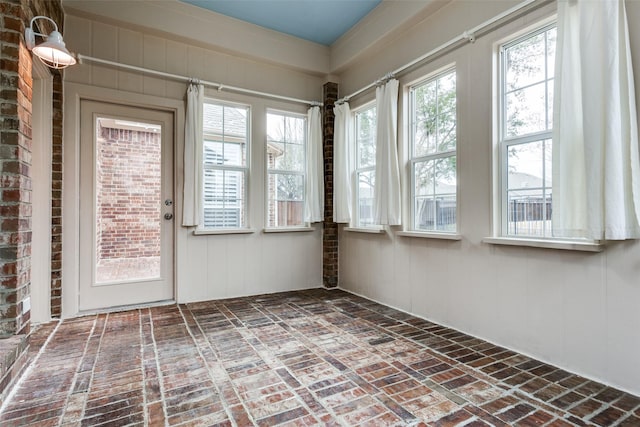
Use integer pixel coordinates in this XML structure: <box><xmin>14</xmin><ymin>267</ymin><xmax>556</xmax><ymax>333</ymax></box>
<box><xmin>202</xmin><ymin>100</ymin><xmax>249</xmax><ymax>229</ymax></box>
<box><xmin>266</xmin><ymin>111</ymin><xmax>306</xmax><ymax>228</ymax></box>
<box><xmin>499</xmin><ymin>24</ymin><xmax>556</xmax><ymax>238</ymax></box>
<box><xmin>354</xmin><ymin>105</ymin><xmax>377</xmax><ymax>227</ymax></box>
<box><xmin>409</xmin><ymin>68</ymin><xmax>457</xmax><ymax>232</ymax></box>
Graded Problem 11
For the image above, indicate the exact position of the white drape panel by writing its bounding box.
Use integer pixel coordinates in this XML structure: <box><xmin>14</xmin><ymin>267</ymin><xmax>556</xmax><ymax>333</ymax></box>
<box><xmin>374</xmin><ymin>79</ymin><xmax>401</xmax><ymax>225</ymax></box>
<box><xmin>182</xmin><ymin>83</ymin><xmax>204</xmax><ymax>227</ymax></box>
<box><xmin>553</xmin><ymin>0</ymin><xmax>640</xmax><ymax>240</ymax></box>
<box><xmin>304</xmin><ymin>106</ymin><xmax>324</xmax><ymax>223</ymax></box>
<box><xmin>333</xmin><ymin>102</ymin><xmax>353</xmax><ymax>223</ymax></box>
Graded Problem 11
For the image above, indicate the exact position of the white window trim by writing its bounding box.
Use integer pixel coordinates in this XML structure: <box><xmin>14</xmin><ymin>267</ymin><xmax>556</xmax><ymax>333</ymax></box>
<box><xmin>352</xmin><ymin>102</ymin><xmax>378</xmax><ymax>229</ymax></box>
<box><xmin>498</xmin><ymin>25</ymin><xmax>554</xmax><ymax>239</ymax></box>
<box><xmin>408</xmin><ymin>66</ymin><xmax>459</xmax><ymax>235</ymax></box>
<box><xmin>194</xmin><ymin>228</ymin><xmax>256</xmax><ymax>236</ymax></box>
<box><xmin>483</xmin><ymin>237</ymin><xmax>603</xmax><ymax>252</ymax></box>
<box><xmin>263</xmin><ymin>227</ymin><xmax>314</xmax><ymax>233</ymax></box>
<box><xmin>199</xmin><ymin>98</ymin><xmax>251</xmax><ymax>232</ymax></box>
<box><xmin>265</xmin><ymin>109</ymin><xmax>309</xmax><ymax>229</ymax></box>
<box><xmin>397</xmin><ymin>231</ymin><xmax>461</xmax><ymax>240</ymax></box>
<box><xmin>489</xmin><ymin>19</ymin><xmax>600</xmax><ymax>250</ymax></box>
<box><xmin>344</xmin><ymin>226</ymin><xmax>385</xmax><ymax>234</ymax></box>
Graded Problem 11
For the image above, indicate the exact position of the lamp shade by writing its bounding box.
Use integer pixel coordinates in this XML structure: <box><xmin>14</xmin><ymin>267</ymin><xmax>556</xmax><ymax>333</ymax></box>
<box><xmin>31</xmin><ymin>30</ymin><xmax>76</xmax><ymax>69</ymax></box>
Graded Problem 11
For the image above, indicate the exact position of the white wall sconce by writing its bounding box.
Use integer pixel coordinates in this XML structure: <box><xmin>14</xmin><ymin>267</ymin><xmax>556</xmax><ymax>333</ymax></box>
<box><xmin>25</xmin><ymin>16</ymin><xmax>76</xmax><ymax>69</ymax></box>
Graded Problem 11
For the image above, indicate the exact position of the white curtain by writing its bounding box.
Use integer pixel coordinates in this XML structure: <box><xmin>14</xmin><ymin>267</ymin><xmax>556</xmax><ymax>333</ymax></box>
<box><xmin>182</xmin><ymin>82</ymin><xmax>204</xmax><ymax>227</ymax></box>
<box><xmin>374</xmin><ymin>79</ymin><xmax>401</xmax><ymax>225</ymax></box>
<box><xmin>333</xmin><ymin>102</ymin><xmax>353</xmax><ymax>223</ymax></box>
<box><xmin>304</xmin><ymin>106</ymin><xmax>324</xmax><ymax>223</ymax></box>
<box><xmin>553</xmin><ymin>0</ymin><xmax>640</xmax><ymax>240</ymax></box>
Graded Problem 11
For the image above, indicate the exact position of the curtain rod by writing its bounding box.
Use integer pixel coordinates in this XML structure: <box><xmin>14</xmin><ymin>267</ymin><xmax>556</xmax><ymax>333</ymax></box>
<box><xmin>76</xmin><ymin>54</ymin><xmax>323</xmax><ymax>107</ymax></box>
<box><xmin>337</xmin><ymin>0</ymin><xmax>545</xmax><ymax>104</ymax></box>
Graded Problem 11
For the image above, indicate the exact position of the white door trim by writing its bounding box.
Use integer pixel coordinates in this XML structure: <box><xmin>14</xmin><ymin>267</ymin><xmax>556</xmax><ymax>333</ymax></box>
<box><xmin>63</xmin><ymin>83</ymin><xmax>184</xmax><ymax>318</ymax></box>
<box><xmin>31</xmin><ymin>60</ymin><xmax>53</xmax><ymax>324</ymax></box>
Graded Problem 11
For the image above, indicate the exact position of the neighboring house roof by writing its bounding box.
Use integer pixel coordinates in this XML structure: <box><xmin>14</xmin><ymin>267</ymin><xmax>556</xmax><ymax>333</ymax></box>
<box><xmin>203</xmin><ymin>103</ymin><xmax>247</xmax><ymax>140</ymax></box>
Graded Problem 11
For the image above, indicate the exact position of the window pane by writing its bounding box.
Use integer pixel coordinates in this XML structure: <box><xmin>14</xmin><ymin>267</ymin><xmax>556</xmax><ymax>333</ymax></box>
<box><xmin>287</xmin><ymin>116</ymin><xmax>305</xmax><ymax>144</ymax></box>
<box><xmin>203</xmin><ymin>103</ymin><xmax>223</xmax><ymax>135</ymax></box>
<box><xmin>203</xmin><ymin>103</ymin><xmax>247</xmax><ymax>167</ymax></box>
<box><xmin>506</xmin><ymin>32</ymin><xmax>546</xmax><ymax>91</ymax></box>
<box><xmin>412</xmin><ymin>70</ymin><xmax>456</xmax><ymax>157</ymax></box>
<box><xmin>357</xmin><ymin>170</ymin><xmax>375</xmax><ymax>226</ymax></box>
<box><xmin>267</xmin><ymin>173</ymin><xmax>304</xmax><ymax>227</ymax></box>
<box><xmin>507</xmin><ymin>188</ymin><xmax>551</xmax><ymax>237</ymax></box>
<box><xmin>506</xmin><ymin>82</ymin><xmax>547</xmax><ymax>137</ymax></box>
<box><xmin>410</xmin><ymin>69</ymin><xmax>457</xmax><ymax>233</ymax></box>
<box><xmin>546</xmin><ymin>28</ymin><xmax>557</xmax><ymax>78</ymax></box>
<box><xmin>203</xmin><ymin>169</ymin><xmax>245</xmax><ymax>229</ymax></box>
<box><xmin>415</xmin><ymin>160</ymin><xmax>435</xmax><ymax>196</ymax></box>
<box><xmin>223</xmin><ymin>106</ymin><xmax>247</xmax><ymax>142</ymax></box>
<box><xmin>204</xmin><ymin>140</ymin><xmax>224</xmax><ymax>166</ymax></box>
<box><xmin>437</xmin><ymin>113</ymin><xmax>456</xmax><ymax>152</ymax></box>
<box><xmin>503</xmin><ymin>27</ymin><xmax>556</xmax><ymax>139</ymax></box>
<box><xmin>415</xmin><ymin>195</ymin><xmax>457</xmax><ymax>232</ymax></box>
<box><xmin>414</xmin><ymin>119</ymin><xmax>437</xmax><ymax>157</ymax></box>
<box><xmin>506</xmin><ymin>139</ymin><xmax>552</xmax><ymax>237</ymax></box>
<box><xmin>414</xmin><ymin>157</ymin><xmax>457</xmax><ymax>231</ymax></box>
<box><xmin>356</xmin><ymin>107</ymin><xmax>376</xmax><ymax>168</ymax></box>
<box><xmin>266</xmin><ymin>111</ymin><xmax>307</xmax><ymax>227</ymax></box>
<box><xmin>202</xmin><ymin>100</ymin><xmax>249</xmax><ymax>229</ymax></box>
<box><xmin>275</xmin><ymin>143</ymin><xmax>304</xmax><ymax>172</ymax></box>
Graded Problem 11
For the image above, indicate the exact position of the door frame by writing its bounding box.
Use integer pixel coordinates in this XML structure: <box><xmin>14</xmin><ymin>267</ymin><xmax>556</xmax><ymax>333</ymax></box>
<box><xmin>31</xmin><ymin>59</ymin><xmax>53</xmax><ymax>323</ymax></box>
<box><xmin>63</xmin><ymin>83</ymin><xmax>184</xmax><ymax>318</ymax></box>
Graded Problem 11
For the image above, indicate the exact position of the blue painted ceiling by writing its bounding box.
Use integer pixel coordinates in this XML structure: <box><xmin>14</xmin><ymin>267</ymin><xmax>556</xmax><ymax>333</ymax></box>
<box><xmin>180</xmin><ymin>0</ymin><xmax>382</xmax><ymax>46</ymax></box>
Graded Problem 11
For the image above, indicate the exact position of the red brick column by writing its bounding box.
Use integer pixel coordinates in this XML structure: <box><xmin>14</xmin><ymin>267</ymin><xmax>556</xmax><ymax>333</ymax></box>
<box><xmin>322</xmin><ymin>82</ymin><xmax>338</xmax><ymax>288</ymax></box>
<box><xmin>0</xmin><ymin>0</ymin><xmax>65</xmax><ymax>333</ymax></box>
<box><xmin>0</xmin><ymin>1</ymin><xmax>32</xmax><ymax>336</ymax></box>
<box><xmin>50</xmin><ymin>72</ymin><xmax>62</xmax><ymax>317</ymax></box>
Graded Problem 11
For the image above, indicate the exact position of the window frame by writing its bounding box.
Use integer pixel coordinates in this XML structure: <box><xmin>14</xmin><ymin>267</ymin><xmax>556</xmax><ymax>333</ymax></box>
<box><xmin>265</xmin><ymin>109</ymin><xmax>309</xmax><ymax>229</ymax></box>
<box><xmin>351</xmin><ymin>102</ymin><xmax>379</xmax><ymax>229</ymax></box>
<box><xmin>408</xmin><ymin>66</ymin><xmax>458</xmax><ymax>234</ymax></box>
<box><xmin>497</xmin><ymin>22</ymin><xmax>557</xmax><ymax>240</ymax></box>
<box><xmin>200</xmin><ymin>98</ymin><xmax>251</xmax><ymax>231</ymax></box>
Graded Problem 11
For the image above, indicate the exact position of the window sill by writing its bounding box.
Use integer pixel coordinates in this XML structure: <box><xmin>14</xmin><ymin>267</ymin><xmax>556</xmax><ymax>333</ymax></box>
<box><xmin>263</xmin><ymin>227</ymin><xmax>314</xmax><ymax>233</ymax></box>
<box><xmin>397</xmin><ymin>231</ymin><xmax>462</xmax><ymax>240</ymax></box>
<box><xmin>482</xmin><ymin>237</ymin><xmax>603</xmax><ymax>252</ymax></box>
<box><xmin>193</xmin><ymin>228</ymin><xmax>256</xmax><ymax>236</ymax></box>
<box><xmin>343</xmin><ymin>227</ymin><xmax>385</xmax><ymax>234</ymax></box>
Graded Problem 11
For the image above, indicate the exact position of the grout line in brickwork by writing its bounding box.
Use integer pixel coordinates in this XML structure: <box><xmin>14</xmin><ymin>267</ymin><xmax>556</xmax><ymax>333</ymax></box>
<box><xmin>139</xmin><ymin>309</ymin><xmax>149</xmax><ymax>427</ymax></box>
<box><xmin>177</xmin><ymin>304</ymin><xmax>256</xmax><ymax>425</ymax></box>
<box><xmin>58</xmin><ymin>314</ymin><xmax>105</xmax><ymax>425</ymax></box>
<box><xmin>0</xmin><ymin>320</ymin><xmax>62</xmax><ymax>415</ymax></box>
<box><xmin>147</xmin><ymin>307</ymin><xmax>170</xmax><ymax>427</ymax></box>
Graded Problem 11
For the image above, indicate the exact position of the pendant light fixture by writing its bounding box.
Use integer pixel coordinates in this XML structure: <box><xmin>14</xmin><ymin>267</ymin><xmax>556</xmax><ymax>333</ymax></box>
<box><xmin>25</xmin><ymin>16</ymin><xmax>76</xmax><ymax>69</ymax></box>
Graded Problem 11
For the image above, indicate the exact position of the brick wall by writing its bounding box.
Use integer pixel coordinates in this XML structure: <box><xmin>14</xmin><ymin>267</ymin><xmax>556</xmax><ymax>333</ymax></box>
<box><xmin>96</xmin><ymin>124</ymin><xmax>161</xmax><ymax>261</ymax></box>
<box><xmin>322</xmin><ymin>82</ymin><xmax>338</xmax><ymax>288</ymax></box>
<box><xmin>0</xmin><ymin>0</ymin><xmax>64</xmax><ymax>334</ymax></box>
<box><xmin>50</xmin><ymin>72</ymin><xmax>62</xmax><ymax>317</ymax></box>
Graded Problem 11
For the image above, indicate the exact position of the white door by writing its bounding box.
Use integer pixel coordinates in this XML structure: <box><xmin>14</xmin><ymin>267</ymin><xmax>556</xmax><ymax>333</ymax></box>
<box><xmin>79</xmin><ymin>100</ymin><xmax>174</xmax><ymax>311</ymax></box>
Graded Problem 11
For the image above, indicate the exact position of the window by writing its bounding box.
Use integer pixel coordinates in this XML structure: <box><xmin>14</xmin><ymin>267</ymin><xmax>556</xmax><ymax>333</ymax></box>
<box><xmin>409</xmin><ymin>68</ymin><xmax>457</xmax><ymax>232</ymax></box>
<box><xmin>202</xmin><ymin>100</ymin><xmax>249</xmax><ymax>229</ymax></box>
<box><xmin>354</xmin><ymin>105</ymin><xmax>377</xmax><ymax>227</ymax></box>
<box><xmin>499</xmin><ymin>24</ymin><xmax>556</xmax><ymax>238</ymax></box>
<box><xmin>266</xmin><ymin>111</ymin><xmax>306</xmax><ymax>228</ymax></box>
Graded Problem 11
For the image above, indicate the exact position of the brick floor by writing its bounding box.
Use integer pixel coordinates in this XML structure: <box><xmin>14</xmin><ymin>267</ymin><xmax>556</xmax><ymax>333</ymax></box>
<box><xmin>1</xmin><ymin>289</ymin><xmax>638</xmax><ymax>426</ymax></box>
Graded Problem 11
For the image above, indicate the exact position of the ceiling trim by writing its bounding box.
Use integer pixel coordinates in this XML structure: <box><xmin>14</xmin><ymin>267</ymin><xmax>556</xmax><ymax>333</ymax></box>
<box><xmin>62</xmin><ymin>0</ymin><xmax>331</xmax><ymax>75</ymax></box>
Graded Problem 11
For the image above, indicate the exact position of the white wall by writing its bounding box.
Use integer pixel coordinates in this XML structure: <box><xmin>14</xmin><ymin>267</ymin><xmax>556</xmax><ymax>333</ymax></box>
<box><xmin>62</xmin><ymin>15</ymin><xmax>324</xmax><ymax>309</ymax></box>
<box><xmin>337</xmin><ymin>0</ymin><xmax>640</xmax><ymax>396</ymax></box>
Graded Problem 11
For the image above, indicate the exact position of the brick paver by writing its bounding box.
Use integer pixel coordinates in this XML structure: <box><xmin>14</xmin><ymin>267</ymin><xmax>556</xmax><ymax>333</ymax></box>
<box><xmin>1</xmin><ymin>289</ymin><xmax>638</xmax><ymax>426</ymax></box>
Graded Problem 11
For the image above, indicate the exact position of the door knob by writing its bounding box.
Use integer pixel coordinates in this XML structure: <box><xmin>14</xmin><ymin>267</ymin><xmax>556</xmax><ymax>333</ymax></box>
<box><xmin>164</xmin><ymin>213</ymin><xmax>174</xmax><ymax>220</ymax></box>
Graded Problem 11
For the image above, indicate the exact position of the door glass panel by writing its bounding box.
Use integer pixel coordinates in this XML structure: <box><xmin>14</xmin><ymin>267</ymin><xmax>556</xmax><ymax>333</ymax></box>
<box><xmin>94</xmin><ymin>117</ymin><xmax>162</xmax><ymax>284</ymax></box>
